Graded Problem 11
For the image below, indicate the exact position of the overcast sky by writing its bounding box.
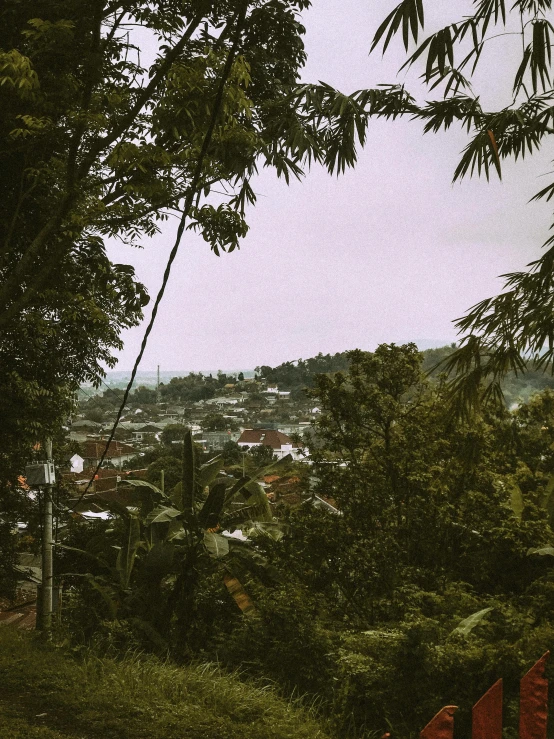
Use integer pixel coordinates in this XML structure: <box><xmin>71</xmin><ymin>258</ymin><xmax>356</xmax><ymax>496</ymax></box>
<box><xmin>106</xmin><ymin>0</ymin><xmax>554</xmax><ymax>372</ymax></box>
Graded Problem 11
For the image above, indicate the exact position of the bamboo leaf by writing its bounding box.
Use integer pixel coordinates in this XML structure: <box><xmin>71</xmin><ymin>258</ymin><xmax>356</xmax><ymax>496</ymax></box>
<box><xmin>487</xmin><ymin>129</ymin><xmax>502</xmax><ymax>179</ymax></box>
<box><xmin>370</xmin><ymin>0</ymin><xmax>425</xmax><ymax>54</ymax></box>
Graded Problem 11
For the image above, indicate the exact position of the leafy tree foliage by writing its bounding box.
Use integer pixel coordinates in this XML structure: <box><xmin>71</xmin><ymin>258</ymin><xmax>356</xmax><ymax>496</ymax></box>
<box><xmin>146</xmin><ymin>454</ymin><xmax>182</xmax><ymax>492</ymax></box>
<box><xmin>55</xmin><ymin>345</ymin><xmax>554</xmax><ymax>736</ymax></box>
<box><xmin>222</xmin><ymin>439</ymin><xmax>242</xmax><ymax>464</ymax></box>
<box><xmin>160</xmin><ymin>423</ymin><xmax>188</xmax><ymax>446</ymax></box>
<box><xmin>249</xmin><ymin>443</ymin><xmax>276</xmax><ymax>466</ymax></box>
<box><xmin>130</xmin><ymin>386</ymin><xmax>158</xmax><ymax>406</ymax></box>
<box><xmin>370</xmin><ymin>0</ymin><xmax>554</xmax><ymax>413</ymax></box>
<box><xmin>204</xmin><ymin>413</ymin><xmax>234</xmax><ymax>431</ymax></box>
<box><xmin>256</xmin><ymin>351</ymin><xmax>351</xmax><ymax>390</ymax></box>
<box><xmin>2</xmin><ymin>0</ymin><xmax>398</xmax><ymax>515</ymax></box>
<box><xmin>275</xmin><ymin>345</ymin><xmax>552</xmax><ymax>623</ymax></box>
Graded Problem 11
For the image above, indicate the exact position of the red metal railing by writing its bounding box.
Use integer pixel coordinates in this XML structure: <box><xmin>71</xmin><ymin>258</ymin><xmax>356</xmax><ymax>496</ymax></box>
<box><xmin>420</xmin><ymin>651</ymin><xmax>550</xmax><ymax>739</ymax></box>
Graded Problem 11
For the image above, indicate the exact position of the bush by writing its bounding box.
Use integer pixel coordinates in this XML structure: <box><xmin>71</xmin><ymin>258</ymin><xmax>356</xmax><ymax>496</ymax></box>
<box><xmin>219</xmin><ymin>583</ymin><xmax>336</xmax><ymax>701</ymax></box>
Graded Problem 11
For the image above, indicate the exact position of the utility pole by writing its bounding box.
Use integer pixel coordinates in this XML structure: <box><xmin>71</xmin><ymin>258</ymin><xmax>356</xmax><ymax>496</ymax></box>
<box><xmin>156</xmin><ymin>364</ymin><xmax>161</xmax><ymax>405</ymax></box>
<box><xmin>41</xmin><ymin>438</ymin><xmax>53</xmax><ymax>633</ymax></box>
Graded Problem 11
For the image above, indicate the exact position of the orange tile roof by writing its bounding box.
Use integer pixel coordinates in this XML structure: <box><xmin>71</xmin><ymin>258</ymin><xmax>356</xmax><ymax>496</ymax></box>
<box><xmin>81</xmin><ymin>439</ymin><xmax>136</xmax><ymax>459</ymax></box>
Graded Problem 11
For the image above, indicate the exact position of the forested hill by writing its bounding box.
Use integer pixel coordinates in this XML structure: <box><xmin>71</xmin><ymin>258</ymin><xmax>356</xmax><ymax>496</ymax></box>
<box><xmin>255</xmin><ymin>353</ymin><xmax>352</xmax><ymax>390</ymax></box>
<box><xmin>257</xmin><ymin>345</ymin><xmax>554</xmax><ymax>406</ymax></box>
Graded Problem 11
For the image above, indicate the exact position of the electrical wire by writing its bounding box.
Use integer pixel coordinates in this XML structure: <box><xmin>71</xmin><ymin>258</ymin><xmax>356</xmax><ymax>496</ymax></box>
<box><xmin>71</xmin><ymin>3</ymin><xmax>248</xmax><ymax>510</ymax></box>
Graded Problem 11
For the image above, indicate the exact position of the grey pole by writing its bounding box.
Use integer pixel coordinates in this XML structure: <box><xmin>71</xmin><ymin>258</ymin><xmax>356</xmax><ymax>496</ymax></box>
<box><xmin>40</xmin><ymin>438</ymin><xmax>53</xmax><ymax>633</ymax></box>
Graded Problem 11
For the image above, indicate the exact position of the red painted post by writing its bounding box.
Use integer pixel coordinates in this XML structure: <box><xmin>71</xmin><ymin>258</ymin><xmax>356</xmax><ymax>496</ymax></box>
<box><xmin>519</xmin><ymin>651</ymin><xmax>549</xmax><ymax>739</ymax></box>
<box><xmin>420</xmin><ymin>706</ymin><xmax>457</xmax><ymax>739</ymax></box>
<box><xmin>472</xmin><ymin>679</ymin><xmax>502</xmax><ymax>739</ymax></box>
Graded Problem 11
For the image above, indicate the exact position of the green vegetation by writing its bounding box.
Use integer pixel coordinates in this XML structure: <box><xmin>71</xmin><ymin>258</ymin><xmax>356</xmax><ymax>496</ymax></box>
<box><xmin>256</xmin><ymin>353</ymin><xmax>352</xmax><ymax>397</ymax></box>
<box><xmin>45</xmin><ymin>344</ymin><xmax>554</xmax><ymax>738</ymax></box>
<box><xmin>7</xmin><ymin>0</ymin><xmax>554</xmax><ymax>734</ymax></box>
<box><xmin>0</xmin><ymin>628</ymin><xmax>329</xmax><ymax>739</ymax></box>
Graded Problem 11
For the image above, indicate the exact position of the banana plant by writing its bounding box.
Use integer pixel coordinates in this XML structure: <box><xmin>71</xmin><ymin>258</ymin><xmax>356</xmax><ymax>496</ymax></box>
<box><xmin>60</xmin><ymin>431</ymin><xmax>292</xmax><ymax>646</ymax></box>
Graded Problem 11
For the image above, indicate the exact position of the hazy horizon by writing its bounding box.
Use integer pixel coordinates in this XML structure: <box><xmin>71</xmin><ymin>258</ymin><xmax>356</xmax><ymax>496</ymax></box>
<box><xmin>108</xmin><ymin>338</ymin><xmax>455</xmax><ymax>374</ymax></box>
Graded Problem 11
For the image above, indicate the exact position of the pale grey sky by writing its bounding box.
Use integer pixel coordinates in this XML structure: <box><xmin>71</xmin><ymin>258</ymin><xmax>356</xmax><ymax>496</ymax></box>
<box><xmin>107</xmin><ymin>1</ymin><xmax>553</xmax><ymax>371</ymax></box>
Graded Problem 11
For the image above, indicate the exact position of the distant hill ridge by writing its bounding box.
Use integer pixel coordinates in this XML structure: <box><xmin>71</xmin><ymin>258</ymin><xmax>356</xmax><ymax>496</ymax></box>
<box><xmin>101</xmin><ymin>345</ymin><xmax>554</xmax><ymax>407</ymax></box>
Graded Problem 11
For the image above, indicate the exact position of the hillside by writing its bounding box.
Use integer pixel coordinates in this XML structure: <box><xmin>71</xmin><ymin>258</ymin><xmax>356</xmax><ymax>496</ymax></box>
<box><xmin>0</xmin><ymin>629</ymin><xmax>330</xmax><ymax>739</ymax></box>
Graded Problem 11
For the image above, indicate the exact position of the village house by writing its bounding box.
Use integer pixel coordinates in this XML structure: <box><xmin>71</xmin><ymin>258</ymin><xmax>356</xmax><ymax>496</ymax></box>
<box><xmin>237</xmin><ymin>428</ymin><xmax>304</xmax><ymax>461</ymax></box>
<box><xmin>130</xmin><ymin>422</ymin><xmax>163</xmax><ymax>443</ymax></box>
<box><xmin>202</xmin><ymin>430</ymin><xmax>241</xmax><ymax>451</ymax></box>
<box><xmin>69</xmin><ymin>419</ymin><xmax>103</xmax><ymax>441</ymax></box>
<box><xmin>81</xmin><ymin>439</ymin><xmax>137</xmax><ymax>470</ymax></box>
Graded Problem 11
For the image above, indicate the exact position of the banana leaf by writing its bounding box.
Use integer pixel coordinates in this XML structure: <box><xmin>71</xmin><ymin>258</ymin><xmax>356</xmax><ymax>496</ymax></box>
<box><xmin>224</xmin><ymin>475</ymin><xmax>251</xmax><ymax>504</ymax></box>
<box><xmin>144</xmin><ymin>505</ymin><xmax>182</xmax><ymax>526</ymax></box>
<box><xmin>204</xmin><ymin>531</ymin><xmax>229</xmax><ymax>558</ymax></box>
<box><xmin>167</xmin><ymin>518</ymin><xmax>187</xmax><ymax>541</ymax></box>
<box><xmin>198</xmin><ymin>455</ymin><xmax>224</xmax><ymax>490</ymax></box>
<box><xmin>85</xmin><ymin>574</ymin><xmax>118</xmax><ymax>619</ymax></box>
<box><xmin>116</xmin><ymin>513</ymin><xmax>141</xmax><ymax>590</ymax></box>
<box><xmin>244</xmin><ymin>520</ymin><xmax>287</xmax><ymax>541</ymax></box>
<box><xmin>88</xmin><ymin>496</ymin><xmax>135</xmax><ymax>518</ymax></box>
<box><xmin>182</xmin><ymin>429</ymin><xmax>196</xmax><ymax>515</ymax></box>
<box><xmin>57</xmin><ymin>542</ymin><xmax>111</xmax><ymax>571</ymax></box>
<box><xmin>198</xmin><ymin>482</ymin><xmax>226</xmax><ymax>529</ymax></box>
<box><xmin>242</xmin><ymin>481</ymin><xmax>273</xmax><ymax>521</ymax></box>
<box><xmin>452</xmin><ymin>607</ymin><xmax>493</xmax><ymax>636</ymax></box>
<box><xmin>224</xmin><ymin>454</ymin><xmax>293</xmax><ymax>504</ymax></box>
<box><xmin>142</xmin><ymin>542</ymin><xmax>175</xmax><ymax>580</ymax></box>
<box><xmin>119</xmin><ymin>478</ymin><xmax>165</xmax><ymax>496</ymax></box>
<box><xmin>223</xmin><ymin>573</ymin><xmax>256</xmax><ymax>616</ymax></box>
<box><xmin>129</xmin><ymin>617</ymin><xmax>169</xmax><ymax>654</ymax></box>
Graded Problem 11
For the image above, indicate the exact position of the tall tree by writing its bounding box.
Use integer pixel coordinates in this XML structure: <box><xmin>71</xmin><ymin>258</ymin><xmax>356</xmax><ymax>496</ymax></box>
<box><xmin>1</xmin><ymin>0</ymin><xmax>401</xmax><ymax>478</ymax></box>
<box><xmin>289</xmin><ymin>344</ymin><xmax>551</xmax><ymax>624</ymax></box>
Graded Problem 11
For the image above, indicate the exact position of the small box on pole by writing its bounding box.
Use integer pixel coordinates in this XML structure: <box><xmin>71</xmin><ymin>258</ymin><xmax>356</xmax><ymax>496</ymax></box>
<box><xmin>25</xmin><ymin>463</ymin><xmax>56</xmax><ymax>487</ymax></box>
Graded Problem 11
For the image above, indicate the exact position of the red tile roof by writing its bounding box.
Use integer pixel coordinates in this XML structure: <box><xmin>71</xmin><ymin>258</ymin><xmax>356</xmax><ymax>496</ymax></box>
<box><xmin>81</xmin><ymin>440</ymin><xmax>136</xmax><ymax>459</ymax></box>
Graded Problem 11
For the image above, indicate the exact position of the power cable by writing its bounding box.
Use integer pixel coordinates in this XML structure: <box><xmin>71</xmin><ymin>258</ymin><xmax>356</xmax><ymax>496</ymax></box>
<box><xmin>71</xmin><ymin>3</ymin><xmax>248</xmax><ymax>510</ymax></box>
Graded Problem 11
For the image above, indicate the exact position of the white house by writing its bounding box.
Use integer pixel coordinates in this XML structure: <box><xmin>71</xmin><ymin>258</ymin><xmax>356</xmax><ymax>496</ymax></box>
<box><xmin>69</xmin><ymin>454</ymin><xmax>84</xmax><ymax>474</ymax></box>
<box><xmin>237</xmin><ymin>428</ymin><xmax>304</xmax><ymax>461</ymax></box>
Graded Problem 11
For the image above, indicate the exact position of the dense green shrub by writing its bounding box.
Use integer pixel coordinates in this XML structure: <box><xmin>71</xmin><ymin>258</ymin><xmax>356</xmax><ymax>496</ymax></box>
<box><xmin>219</xmin><ymin>583</ymin><xmax>337</xmax><ymax>701</ymax></box>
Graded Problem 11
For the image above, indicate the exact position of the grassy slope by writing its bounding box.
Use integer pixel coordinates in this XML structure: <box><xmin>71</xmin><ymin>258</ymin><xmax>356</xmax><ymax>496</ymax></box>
<box><xmin>0</xmin><ymin>628</ymin><xmax>330</xmax><ymax>739</ymax></box>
